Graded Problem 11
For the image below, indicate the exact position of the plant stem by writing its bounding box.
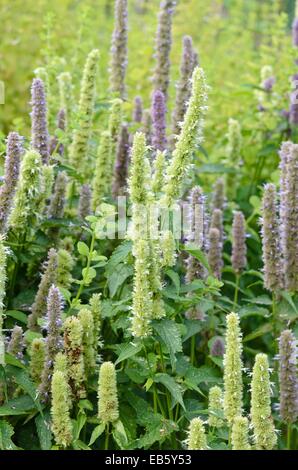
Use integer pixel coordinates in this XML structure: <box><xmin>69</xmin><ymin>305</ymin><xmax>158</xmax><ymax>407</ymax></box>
<box><xmin>190</xmin><ymin>335</ymin><xmax>196</xmax><ymax>366</ymax></box>
<box><xmin>70</xmin><ymin>229</ymin><xmax>96</xmax><ymax>311</ymax></box>
<box><xmin>287</xmin><ymin>424</ymin><xmax>291</xmax><ymax>450</ymax></box>
<box><xmin>105</xmin><ymin>422</ymin><xmax>110</xmax><ymax>450</ymax></box>
<box><xmin>233</xmin><ymin>274</ymin><xmax>240</xmax><ymax>310</ymax></box>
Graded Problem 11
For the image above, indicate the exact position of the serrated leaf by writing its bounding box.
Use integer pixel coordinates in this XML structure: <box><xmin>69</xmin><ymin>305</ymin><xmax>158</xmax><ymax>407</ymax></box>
<box><xmin>165</xmin><ymin>269</ymin><xmax>180</xmax><ymax>294</ymax></box>
<box><xmin>107</xmin><ymin>263</ymin><xmax>133</xmax><ymax>298</ymax></box>
<box><xmin>154</xmin><ymin>373</ymin><xmax>185</xmax><ymax>409</ymax></box>
<box><xmin>0</xmin><ymin>420</ymin><xmax>18</xmax><ymax>450</ymax></box>
<box><xmin>112</xmin><ymin>420</ymin><xmax>128</xmax><ymax>449</ymax></box>
<box><xmin>0</xmin><ymin>395</ymin><xmax>35</xmax><ymax>416</ymax></box>
<box><xmin>152</xmin><ymin>319</ymin><xmax>182</xmax><ymax>371</ymax></box>
<box><xmin>115</xmin><ymin>342</ymin><xmax>142</xmax><ymax>365</ymax></box>
<box><xmin>183</xmin><ymin>320</ymin><xmax>204</xmax><ymax>342</ymax></box>
<box><xmin>185</xmin><ymin>365</ymin><xmax>221</xmax><ymax>386</ymax></box>
<box><xmin>6</xmin><ymin>366</ymin><xmax>43</xmax><ymax>415</ymax></box>
<box><xmin>105</xmin><ymin>241</ymin><xmax>133</xmax><ymax>276</ymax></box>
<box><xmin>35</xmin><ymin>411</ymin><xmax>52</xmax><ymax>450</ymax></box>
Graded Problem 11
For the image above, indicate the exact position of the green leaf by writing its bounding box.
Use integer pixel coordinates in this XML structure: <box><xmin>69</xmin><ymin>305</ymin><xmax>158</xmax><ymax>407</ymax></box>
<box><xmin>112</xmin><ymin>420</ymin><xmax>128</xmax><ymax>449</ymax></box>
<box><xmin>115</xmin><ymin>342</ymin><xmax>142</xmax><ymax>365</ymax></box>
<box><xmin>6</xmin><ymin>366</ymin><xmax>43</xmax><ymax>415</ymax></box>
<box><xmin>35</xmin><ymin>411</ymin><xmax>52</xmax><ymax>450</ymax></box>
<box><xmin>72</xmin><ymin>439</ymin><xmax>91</xmax><ymax>450</ymax></box>
<box><xmin>185</xmin><ymin>365</ymin><xmax>222</xmax><ymax>386</ymax></box>
<box><xmin>152</xmin><ymin>319</ymin><xmax>182</xmax><ymax>371</ymax></box>
<box><xmin>73</xmin><ymin>411</ymin><xmax>87</xmax><ymax>441</ymax></box>
<box><xmin>182</xmin><ymin>320</ymin><xmax>204</xmax><ymax>342</ymax></box>
<box><xmin>0</xmin><ymin>420</ymin><xmax>18</xmax><ymax>450</ymax></box>
<box><xmin>82</xmin><ymin>266</ymin><xmax>97</xmax><ymax>285</ymax></box>
<box><xmin>105</xmin><ymin>241</ymin><xmax>133</xmax><ymax>276</ymax></box>
<box><xmin>88</xmin><ymin>423</ymin><xmax>105</xmax><ymax>446</ymax></box>
<box><xmin>280</xmin><ymin>291</ymin><xmax>298</xmax><ymax>315</ymax></box>
<box><xmin>77</xmin><ymin>241</ymin><xmax>89</xmax><ymax>257</ymax></box>
<box><xmin>243</xmin><ymin>322</ymin><xmax>273</xmax><ymax>342</ymax></box>
<box><xmin>165</xmin><ymin>269</ymin><xmax>180</xmax><ymax>294</ymax></box>
<box><xmin>0</xmin><ymin>395</ymin><xmax>35</xmax><ymax>416</ymax></box>
<box><xmin>107</xmin><ymin>263</ymin><xmax>133</xmax><ymax>298</ymax></box>
<box><xmin>182</xmin><ymin>245</ymin><xmax>210</xmax><ymax>272</ymax></box>
<box><xmin>5</xmin><ymin>353</ymin><xmax>26</xmax><ymax>369</ymax></box>
<box><xmin>154</xmin><ymin>373</ymin><xmax>185</xmax><ymax>409</ymax></box>
<box><xmin>5</xmin><ymin>310</ymin><xmax>27</xmax><ymax>324</ymax></box>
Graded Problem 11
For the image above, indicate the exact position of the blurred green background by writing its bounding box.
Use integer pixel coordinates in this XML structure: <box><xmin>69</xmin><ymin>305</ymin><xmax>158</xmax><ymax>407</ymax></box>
<box><xmin>0</xmin><ymin>0</ymin><xmax>296</xmax><ymax>150</ymax></box>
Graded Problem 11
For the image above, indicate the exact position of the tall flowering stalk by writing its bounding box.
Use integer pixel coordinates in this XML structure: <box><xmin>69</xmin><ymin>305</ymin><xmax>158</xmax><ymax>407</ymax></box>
<box><xmin>227</xmin><ymin>118</ymin><xmax>242</xmax><ymax>164</ymax></box>
<box><xmin>210</xmin><ymin>208</ymin><xmax>224</xmax><ymax>247</ymax></box>
<box><xmin>50</xmin><ymin>109</ymin><xmax>66</xmax><ymax>156</ymax></box>
<box><xmin>78</xmin><ymin>308</ymin><xmax>96</xmax><ymax>373</ymax></box>
<box><xmin>97</xmin><ymin>362</ymin><xmax>119</xmax><ymax>424</ymax></box>
<box><xmin>112</xmin><ymin>124</ymin><xmax>130</xmax><ymax>198</ymax></box>
<box><xmin>231</xmin><ymin>211</ymin><xmax>247</xmax><ymax>306</ymax></box>
<box><xmin>250</xmin><ymin>353</ymin><xmax>277</xmax><ymax>450</ymax></box>
<box><xmin>186</xmin><ymin>418</ymin><xmax>207</xmax><ymax>450</ymax></box>
<box><xmin>63</xmin><ymin>316</ymin><xmax>86</xmax><ymax>399</ymax></box>
<box><xmin>129</xmin><ymin>133</ymin><xmax>153</xmax><ymax>337</ymax></box>
<box><xmin>223</xmin><ymin>312</ymin><xmax>243</xmax><ymax>425</ymax></box>
<box><xmin>151</xmin><ymin>90</ymin><xmax>167</xmax><ymax>152</ymax></box>
<box><xmin>185</xmin><ymin>186</ymin><xmax>208</xmax><ymax>287</ymax></box>
<box><xmin>31</xmin><ymin>78</ymin><xmax>50</xmax><ymax>164</ymax></box>
<box><xmin>212</xmin><ymin>177</ymin><xmax>225</xmax><ymax>211</ymax></box>
<box><xmin>231</xmin><ymin>417</ymin><xmax>251</xmax><ymax>450</ymax></box>
<box><xmin>133</xmin><ymin>96</ymin><xmax>143</xmax><ymax>123</ymax></box>
<box><xmin>37</xmin><ymin>164</ymin><xmax>54</xmax><ymax>216</ymax></box>
<box><xmin>153</xmin><ymin>0</ymin><xmax>176</xmax><ymax>100</ymax></box>
<box><xmin>109</xmin><ymin>0</ymin><xmax>128</xmax><ymax>98</ymax></box>
<box><xmin>108</xmin><ymin>99</ymin><xmax>123</xmax><ymax>178</ymax></box>
<box><xmin>47</xmin><ymin>172</ymin><xmax>67</xmax><ymax>220</ymax></box>
<box><xmin>290</xmin><ymin>74</ymin><xmax>298</xmax><ymax>126</ymax></box>
<box><xmin>8</xmin><ymin>150</ymin><xmax>42</xmax><ymax>235</ymax></box>
<box><xmin>78</xmin><ymin>184</ymin><xmax>91</xmax><ymax>219</ymax></box>
<box><xmin>0</xmin><ymin>236</ymin><xmax>7</xmax><ymax>366</ymax></box>
<box><xmin>282</xmin><ymin>144</ymin><xmax>298</xmax><ymax>291</ymax></box>
<box><xmin>39</xmin><ymin>285</ymin><xmax>63</xmax><ymax>401</ymax></box>
<box><xmin>163</xmin><ymin>67</ymin><xmax>208</xmax><ymax>207</ymax></box>
<box><xmin>208</xmin><ymin>386</ymin><xmax>224</xmax><ymax>428</ymax></box>
<box><xmin>7</xmin><ymin>325</ymin><xmax>24</xmax><ymax>360</ymax></box>
<box><xmin>171</xmin><ymin>35</ymin><xmax>196</xmax><ymax>147</ymax></box>
<box><xmin>28</xmin><ymin>248</ymin><xmax>58</xmax><ymax>331</ymax></box>
<box><xmin>131</xmin><ymin>239</ymin><xmax>153</xmax><ymax>337</ymax></box>
<box><xmin>208</xmin><ymin>227</ymin><xmax>223</xmax><ymax>280</ymax></box>
<box><xmin>57</xmin><ymin>248</ymin><xmax>74</xmax><ymax>290</ymax></box>
<box><xmin>279</xmin><ymin>142</ymin><xmax>292</xmax><ymax>245</ymax></box>
<box><xmin>69</xmin><ymin>49</ymin><xmax>99</xmax><ymax>178</ymax></box>
<box><xmin>226</xmin><ymin>119</ymin><xmax>242</xmax><ymax>197</ymax></box>
<box><xmin>29</xmin><ymin>338</ymin><xmax>46</xmax><ymax>385</ymax></box>
<box><xmin>0</xmin><ymin>132</ymin><xmax>23</xmax><ymax>233</ymax></box>
<box><xmin>58</xmin><ymin>72</ymin><xmax>73</xmax><ymax>130</ymax></box>
<box><xmin>261</xmin><ymin>183</ymin><xmax>282</xmax><ymax>292</ymax></box>
<box><xmin>51</xmin><ymin>369</ymin><xmax>73</xmax><ymax>448</ymax></box>
<box><xmin>152</xmin><ymin>150</ymin><xmax>166</xmax><ymax>196</ymax></box>
<box><xmin>278</xmin><ymin>330</ymin><xmax>298</xmax><ymax>437</ymax></box>
<box><xmin>92</xmin><ymin>132</ymin><xmax>111</xmax><ymax>211</ymax></box>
